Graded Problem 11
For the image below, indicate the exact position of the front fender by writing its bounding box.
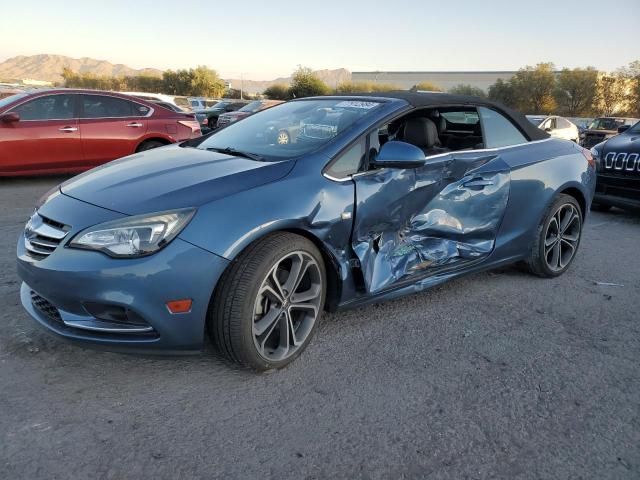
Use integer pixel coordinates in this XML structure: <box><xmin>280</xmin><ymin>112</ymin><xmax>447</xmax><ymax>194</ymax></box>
<box><xmin>178</xmin><ymin>161</ymin><xmax>356</xmax><ymax>283</ymax></box>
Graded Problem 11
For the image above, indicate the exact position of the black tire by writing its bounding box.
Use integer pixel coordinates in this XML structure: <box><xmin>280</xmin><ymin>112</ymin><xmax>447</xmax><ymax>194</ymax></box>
<box><xmin>525</xmin><ymin>194</ymin><xmax>583</xmax><ymax>278</ymax></box>
<box><xmin>209</xmin><ymin>232</ymin><xmax>326</xmax><ymax>371</ymax></box>
<box><xmin>591</xmin><ymin>203</ymin><xmax>612</xmax><ymax>212</ymax></box>
<box><xmin>136</xmin><ymin>140</ymin><xmax>165</xmax><ymax>152</ymax></box>
<box><xmin>207</xmin><ymin>115</ymin><xmax>219</xmax><ymax>128</ymax></box>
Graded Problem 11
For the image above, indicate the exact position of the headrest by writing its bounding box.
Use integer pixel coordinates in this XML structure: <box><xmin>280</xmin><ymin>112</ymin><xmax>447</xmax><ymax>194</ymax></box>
<box><xmin>403</xmin><ymin>118</ymin><xmax>439</xmax><ymax>148</ymax></box>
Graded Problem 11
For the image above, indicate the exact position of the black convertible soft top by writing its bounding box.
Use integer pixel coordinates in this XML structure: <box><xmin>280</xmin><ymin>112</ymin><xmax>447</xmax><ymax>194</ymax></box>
<box><xmin>335</xmin><ymin>91</ymin><xmax>549</xmax><ymax>142</ymax></box>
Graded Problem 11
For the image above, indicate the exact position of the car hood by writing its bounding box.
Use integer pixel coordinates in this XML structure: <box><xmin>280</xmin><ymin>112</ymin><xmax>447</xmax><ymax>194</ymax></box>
<box><xmin>601</xmin><ymin>132</ymin><xmax>640</xmax><ymax>155</ymax></box>
<box><xmin>584</xmin><ymin>128</ymin><xmax>617</xmax><ymax>136</ymax></box>
<box><xmin>61</xmin><ymin>144</ymin><xmax>295</xmax><ymax>215</ymax></box>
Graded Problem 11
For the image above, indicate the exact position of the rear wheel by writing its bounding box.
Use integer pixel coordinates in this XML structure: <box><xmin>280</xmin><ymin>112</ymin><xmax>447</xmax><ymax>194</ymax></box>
<box><xmin>277</xmin><ymin>130</ymin><xmax>290</xmax><ymax>145</ymax></box>
<box><xmin>525</xmin><ymin>194</ymin><xmax>583</xmax><ymax>277</ymax></box>
<box><xmin>136</xmin><ymin>140</ymin><xmax>166</xmax><ymax>152</ymax></box>
<box><xmin>209</xmin><ymin>233</ymin><xmax>326</xmax><ymax>371</ymax></box>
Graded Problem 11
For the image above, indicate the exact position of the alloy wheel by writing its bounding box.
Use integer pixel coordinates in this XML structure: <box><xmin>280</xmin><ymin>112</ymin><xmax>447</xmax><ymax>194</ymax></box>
<box><xmin>252</xmin><ymin>251</ymin><xmax>322</xmax><ymax>361</ymax></box>
<box><xmin>544</xmin><ymin>203</ymin><xmax>581</xmax><ymax>272</ymax></box>
<box><xmin>277</xmin><ymin>131</ymin><xmax>290</xmax><ymax>145</ymax></box>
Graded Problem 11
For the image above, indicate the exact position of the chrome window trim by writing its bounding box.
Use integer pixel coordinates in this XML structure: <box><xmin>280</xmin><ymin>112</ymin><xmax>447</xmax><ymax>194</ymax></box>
<box><xmin>322</xmin><ymin>138</ymin><xmax>554</xmax><ymax>183</ymax></box>
<box><xmin>7</xmin><ymin>91</ymin><xmax>155</xmax><ymax>122</ymax></box>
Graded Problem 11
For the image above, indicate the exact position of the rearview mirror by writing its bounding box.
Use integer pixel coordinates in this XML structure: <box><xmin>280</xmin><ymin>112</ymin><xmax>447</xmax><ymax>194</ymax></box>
<box><xmin>0</xmin><ymin>112</ymin><xmax>20</xmax><ymax>123</ymax></box>
<box><xmin>370</xmin><ymin>141</ymin><xmax>426</xmax><ymax>169</ymax></box>
<box><xmin>617</xmin><ymin>125</ymin><xmax>631</xmax><ymax>133</ymax></box>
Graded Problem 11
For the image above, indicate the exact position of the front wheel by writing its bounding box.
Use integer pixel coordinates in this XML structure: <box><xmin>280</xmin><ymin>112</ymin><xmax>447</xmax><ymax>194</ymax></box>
<box><xmin>525</xmin><ymin>194</ymin><xmax>583</xmax><ymax>277</ymax></box>
<box><xmin>209</xmin><ymin>233</ymin><xmax>326</xmax><ymax>371</ymax></box>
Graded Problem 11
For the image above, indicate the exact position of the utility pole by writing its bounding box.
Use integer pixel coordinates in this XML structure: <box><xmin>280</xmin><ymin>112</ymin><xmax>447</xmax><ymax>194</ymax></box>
<box><xmin>240</xmin><ymin>73</ymin><xmax>244</xmax><ymax>100</ymax></box>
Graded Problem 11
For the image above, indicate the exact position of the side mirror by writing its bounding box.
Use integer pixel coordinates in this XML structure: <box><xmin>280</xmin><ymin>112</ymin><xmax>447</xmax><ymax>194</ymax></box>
<box><xmin>370</xmin><ymin>141</ymin><xmax>426</xmax><ymax>169</ymax></box>
<box><xmin>544</xmin><ymin>127</ymin><xmax>552</xmax><ymax>132</ymax></box>
<box><xmin>617</xmin><ymin>125</ymin><xmax>630</xmax><ymax>133</ymax></box>
<box><xmin>0</xmin><ymin>112</ymin><xmax>20</xmax><ymax>123</ymax></box>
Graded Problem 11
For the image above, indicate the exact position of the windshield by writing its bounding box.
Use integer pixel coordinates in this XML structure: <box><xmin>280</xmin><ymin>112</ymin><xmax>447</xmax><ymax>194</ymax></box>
<box><xmin>211</xmin><ymin>102</ymin><xmax>230</xmax><ymax>110</ymax></box>
<box><xmin>0</xmin><ymin>93</ymin><xmax>28</xmax><ymax>110</ymax></box>
<box><xmin>629</xmin><ymin>121</ymin><xmax>640</xmax><ymax>134</ymax></box>
<box><xmin>588</xmin><ymin>118</ymin><xmax>625</xmax><ymax>130</ymax></box>
<box><xmin>238</xmin><ymin>100</ymin><xmax>263</xmax><ymax>113</ymax></box>
<box><xmin>197</xmin><ymin>99</ymin><xmax>383</xmax><ymax>161</ymax></box>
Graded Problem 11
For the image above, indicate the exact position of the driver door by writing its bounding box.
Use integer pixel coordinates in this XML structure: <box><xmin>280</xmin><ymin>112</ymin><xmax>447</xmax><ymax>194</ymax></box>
<box><xmin>351</xmin><ymin>149</ymin><xmax>511</xmax><ymax>294</ymax></box>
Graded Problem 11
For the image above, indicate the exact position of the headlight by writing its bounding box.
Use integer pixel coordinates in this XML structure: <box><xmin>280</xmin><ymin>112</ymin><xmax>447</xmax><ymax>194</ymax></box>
<box><xmin>69</xmin><ymin>208</ymin><xmax>195</xmax><ymax>258</ymax></box>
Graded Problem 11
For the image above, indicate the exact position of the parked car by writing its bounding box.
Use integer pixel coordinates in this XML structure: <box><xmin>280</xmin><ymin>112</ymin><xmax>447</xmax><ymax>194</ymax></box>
<box><xmin>174</xmin><ymin>96</ymin><xmax>208</xmax><ymax>112</ymax></box>
<box><xmin>589</xmin><ymin>120</ymin><xmax>640</xmax><ymax>211</ymax></box>
<box><xmin>147</xmin><ymin>100</ymin><xmax>188</xmax><ymax>113</ymax></box>
<box><xmin>17</xmin><ymin>93</ymin><xmax>595</xmax><ymax>370</ymax></box>
<box><xmin>195</xmin><ymin>100</ymin><xmax>249</xmax><ymax>132</ymax></box>
<box><xmin>121</xmin><ymin>91</ymin><xmax>180</xmax><ymax>109</ymax></box>
<box><xmin>580</xmin><ymin>117</ymin><xmax>639</xmax><ymax>148</ymax></box>
<box><xmin>526</xmin><ymin>115</ymin><xmax>580</xmax><ymax>142</ymax></box>
<box><xmin>0</xmin><ymin>89</ymin><xmax>201</xmax><ymax>176</ymax></box>
<box><xmin>216</xmin><ymin>100</ymin><xmax>284</xmax><ymax>128</ymax></box>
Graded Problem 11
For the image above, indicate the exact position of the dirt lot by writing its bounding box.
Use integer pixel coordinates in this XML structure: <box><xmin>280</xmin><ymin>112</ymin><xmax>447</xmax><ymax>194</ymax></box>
<box><xmin>1</xmin><ymin>176</ymin><xmax>639</xmax><ymax>480</ymax></box>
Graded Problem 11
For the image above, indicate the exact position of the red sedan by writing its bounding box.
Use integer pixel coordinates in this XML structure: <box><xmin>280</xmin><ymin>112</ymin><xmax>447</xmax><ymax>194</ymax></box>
<box><xmin>0</xmin><ymin>89</ymin><xmax>201</xmax><ymax>176</ymax></box>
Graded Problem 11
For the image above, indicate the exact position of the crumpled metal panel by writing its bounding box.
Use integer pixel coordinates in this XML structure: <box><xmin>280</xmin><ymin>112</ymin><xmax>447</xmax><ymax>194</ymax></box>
<box><xmin>353</xmin><ymin>159</ymin><xmax>510</xmax><ymax>293</ymax></box>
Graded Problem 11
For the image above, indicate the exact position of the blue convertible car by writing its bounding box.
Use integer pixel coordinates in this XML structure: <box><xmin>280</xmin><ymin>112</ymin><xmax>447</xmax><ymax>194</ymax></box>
<box><xmin>17</xmin><ymin>92</ymin><xmax>596</xmax><ymax>370</ymax></box>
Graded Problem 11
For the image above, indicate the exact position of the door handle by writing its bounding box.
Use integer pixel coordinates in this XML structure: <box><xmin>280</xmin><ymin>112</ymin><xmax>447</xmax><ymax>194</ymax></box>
<box><xmin>59</xmin><ymin>126</ymin><xmax>78</xmax><ymax>132</ymax></box>
<box><xmin>126</xmin><ymin>122</ymin><xmax>143</xmax><ymax>128</ymax></box>
<box><xmin>462</xmin><ymin>178</ymin><xmax>494</xmax><ymax>189</ymax></box>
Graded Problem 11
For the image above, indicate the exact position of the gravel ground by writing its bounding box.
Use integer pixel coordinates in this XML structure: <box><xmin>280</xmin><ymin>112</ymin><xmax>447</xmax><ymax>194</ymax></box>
<box><xmin>1</xmin><ymin>176</ymin><xmax>639</xmax><ymax>480</ymax></box>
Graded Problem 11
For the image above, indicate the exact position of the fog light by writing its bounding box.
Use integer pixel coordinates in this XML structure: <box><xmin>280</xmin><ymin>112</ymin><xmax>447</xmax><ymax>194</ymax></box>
<box><xmin>166</xmin><ymin>299</ymin><xmax>192</xmax><ymax>314</ymax></box>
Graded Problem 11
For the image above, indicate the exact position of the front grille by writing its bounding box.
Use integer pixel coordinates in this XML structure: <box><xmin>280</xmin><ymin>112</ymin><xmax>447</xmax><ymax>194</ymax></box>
<box><xmin>30</xmin><ymin>291</ymin><xmax>63</xmax><ymax>324</ymax></box>
<box><xmin>24</xmin><ymin>213</ymin><xmax>70</xmax><ymax>260</ymax></box>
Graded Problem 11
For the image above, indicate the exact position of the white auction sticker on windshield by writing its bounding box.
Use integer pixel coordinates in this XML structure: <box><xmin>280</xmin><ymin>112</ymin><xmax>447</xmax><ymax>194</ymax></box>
<box><xmin>334</xmin><ymin>101</ymin><xmax>379</xmax><ymax>109</ymax></box>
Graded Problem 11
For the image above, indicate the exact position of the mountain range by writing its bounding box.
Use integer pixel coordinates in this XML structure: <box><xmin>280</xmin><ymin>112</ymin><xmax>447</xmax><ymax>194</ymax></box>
<box><xmin>0</xmin><ymin>54</ymin><xmax>351</xmax><ymax>93</ymax></box>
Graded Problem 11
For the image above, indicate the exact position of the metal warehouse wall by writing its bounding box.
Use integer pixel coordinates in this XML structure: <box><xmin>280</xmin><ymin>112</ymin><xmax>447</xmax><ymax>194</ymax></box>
<box><xmin>351</xmin><ymin>71</ymin><xmax>518</xmax><ymax>92</ymax></box>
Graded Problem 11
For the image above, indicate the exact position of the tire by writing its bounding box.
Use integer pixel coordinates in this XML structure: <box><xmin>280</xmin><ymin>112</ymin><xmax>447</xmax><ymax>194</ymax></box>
<box><xmin>591</xmin><ymin>203</ymin><xmax>612</xmax><ymax>212</ymax></box>
<box><xmin>136</xmin><ymin>140</ymin><xmax>165</xmax><ymax>152</ymax></box>
<box><xmin>209</xmin><ymin>232</ymin><xmax>326</xmax><ymax>371</ymax></box>
<box><xmin>277</xmin><ymin>130</ymin><xmax>290</xmax><ymax>145</ymax></box>
<box><xmin>525</xmin><ymin>194</ymin><xmax>583</xmax><ymax>278</ymax></box>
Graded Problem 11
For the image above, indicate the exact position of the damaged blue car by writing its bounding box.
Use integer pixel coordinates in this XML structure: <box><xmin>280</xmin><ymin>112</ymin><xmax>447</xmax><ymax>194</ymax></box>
<box><xmin>17</xmin><ymin>92</ymin><xmax>596</xmax><ymax>370</ymax></box>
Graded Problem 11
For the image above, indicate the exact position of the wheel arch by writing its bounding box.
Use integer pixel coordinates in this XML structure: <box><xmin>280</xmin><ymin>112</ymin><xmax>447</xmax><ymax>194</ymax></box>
<box><xmin>558</xmin><ymin>185</ymin><xmax>586</xmax><ymax>218</ymax></box>
<box><xmin>213</xmin><ymin>226</ymin><xmax>344</xmax><ymax>314</ymax></box>
<box><xmin>135</xmin><ymin>136</ymin><xmax>173</xmax><ymax>152</ymax></box>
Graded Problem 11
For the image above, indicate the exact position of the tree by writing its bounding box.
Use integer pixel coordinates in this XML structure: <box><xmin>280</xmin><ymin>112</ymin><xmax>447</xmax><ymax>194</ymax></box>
<box><xmin>510</xmin><ymin>63</ymin><xmax>557</xmax><ymax>114</ymax></box>
<box><xmin>448</xmin><ymin>84</ymin><xmax>486</xmax><ymax>97</ymax></box>
<box><xmin>410</xmin><ymin>81</ymin><xmax>443</xmax><ymax>92</ymax></box>
<box><xmin>596</xmin><ymin>74</ymin><xmax>628</xmax><ymax>116</ymax></box>
<box><xmin>263</xmin><ymin>83</ymin><xmax>290</xmax><ymax>100</ymax></box>
<box><xmin>288</xmin><ymin>66</ymin><xmax>329</xmax><ymax>98</ymax></box>
<box><xmin>488</xmin><ymin>78</ymin><xmax>516</xmax><ymax>107</ymax></box>
<box><xmin>553</xmin><ymin>67</ymin><xmax>598</xmax><ymax>116</ymax></box>
<box><xmin>619</xmin><ymin>60</ymin><xmax>640</xmax><ymax>116</ymax></box>
<box><xmin>336</xmin><ymin>81</ymin><xmax>399</xmax><ymax>93</ymax></box>
<box><xmin>189</xmin><ymin>66</ymin><xmax>225</xmax><ymax>97</ymax></box>
<box><xmin>162</xmin><ymin>69</ymin><xmax>193</xmax><ymax>95</ymax></box>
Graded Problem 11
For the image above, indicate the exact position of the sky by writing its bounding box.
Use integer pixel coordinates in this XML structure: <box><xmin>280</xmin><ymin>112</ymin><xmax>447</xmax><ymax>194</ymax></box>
<box><xmin>1</xmin><ymin>0</ymin><xmax>638</xmax><ymax>80</ymax></box>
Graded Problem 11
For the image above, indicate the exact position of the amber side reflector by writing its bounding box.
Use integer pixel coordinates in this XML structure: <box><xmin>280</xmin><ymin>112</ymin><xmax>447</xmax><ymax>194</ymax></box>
<box><xmin>166</xmin><ymin>299</ymin><xmax>192</xmax><ymax>314</ymax></box>
<box><xmin>581</xmin><ymin>148</ymin><xmax>596</xmax><ymax>169</ymax></box>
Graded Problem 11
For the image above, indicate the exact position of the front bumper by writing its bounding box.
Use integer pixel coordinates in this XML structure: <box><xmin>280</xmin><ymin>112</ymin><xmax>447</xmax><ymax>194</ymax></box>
<box><xmin>594</xmin><ymin>173</ymin><xmax>640</xmax><ymax>210</ymax></box>
<box><xmin>16</xmin><ymin>195</ymin><xmax>230</xmax><ymax>353</ymax></box>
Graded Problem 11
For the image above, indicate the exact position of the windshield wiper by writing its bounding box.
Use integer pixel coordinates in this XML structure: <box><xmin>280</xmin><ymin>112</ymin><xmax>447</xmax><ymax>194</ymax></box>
<box><xmin>206</xmin><ymin>147</ymin><xmax>264</xmax><ymax>161</ymax></box>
